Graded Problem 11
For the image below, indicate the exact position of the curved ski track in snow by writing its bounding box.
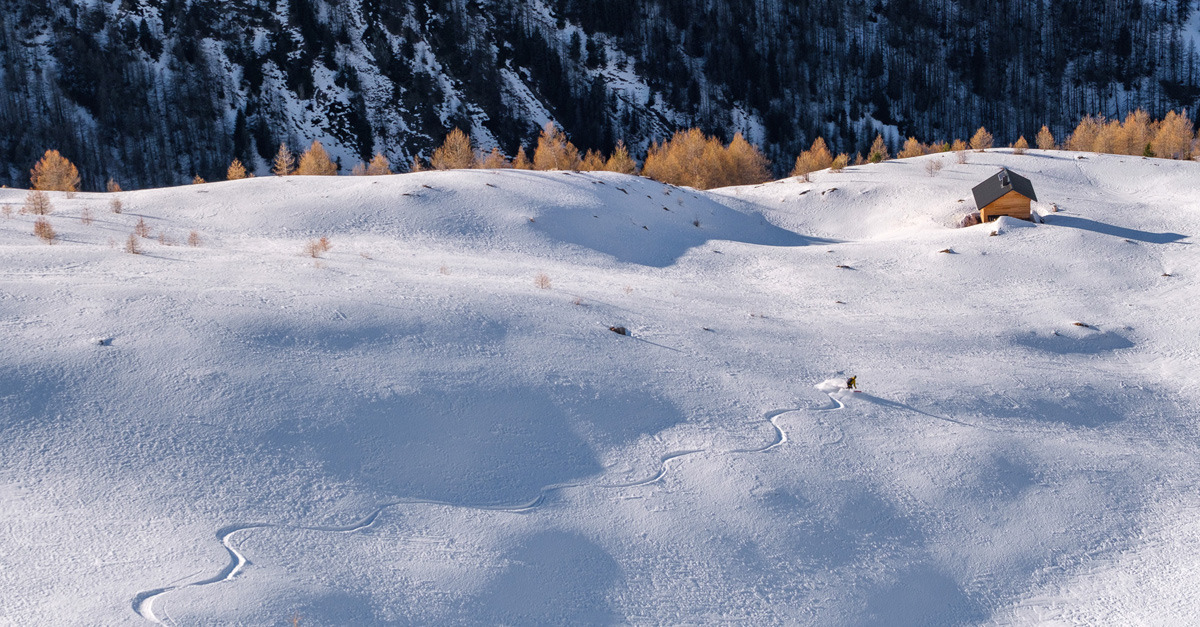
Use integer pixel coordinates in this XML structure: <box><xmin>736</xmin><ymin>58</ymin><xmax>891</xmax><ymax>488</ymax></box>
<box><xmin>132</xmin><ymin>393</ymin><xmax>847</xmax><ymax>623</ymax></box>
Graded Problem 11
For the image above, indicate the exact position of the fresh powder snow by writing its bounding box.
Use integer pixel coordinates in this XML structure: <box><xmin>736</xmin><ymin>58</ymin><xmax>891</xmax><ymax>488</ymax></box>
<box><xmin>0</xmin><ymin>151</ymin><xmax>1197</xmax><ymax>624</ymax></box>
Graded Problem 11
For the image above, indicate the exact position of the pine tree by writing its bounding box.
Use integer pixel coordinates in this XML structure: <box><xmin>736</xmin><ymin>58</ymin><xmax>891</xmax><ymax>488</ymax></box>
<box><xmin>830</xmin><ymin>153</ymin><xmax>849</xmax><ymax>172</ymax></box>
<box><xmin>431</xmin><ymin>128</ymin><xmax>476</xmax><ymax>170</ymax></box>
<box><xmin>604</xmin><ymin>141</ymin><xmax>637</xmax><ymax>174</ymax></box>
<box><xmin>867</xmin><ymin>134</ymin><xmax>889</xmax><ymax>163</ymax></box>
<box><xmin>1036</xmin><ymin>126</ymin><xmax>1056</xmax><ymax>150</ymax></box>
<box><xmin>512</xmin><ymin>146</ymin><xmax>533</xmax><ymax>170</ymax></box>
<box><xmin>533</xmin><ymin>123</ymin><xmax>582</xmax><ymax>170</ymax></box>
<box><xmin>969</xmin><ymin>127</ymin><xmax>994</xmax><ymax>151</ymax></box>
<box><xmin>950</xmin><ymin>139</ymin><xmax>968</xmax><ymax>152</ymax></box>
<box><xmin>227</xmin><ymin>159</ymin><xmax>248</xmax><ymax>180</ymax></box>
<box><xmin>296</xmin><ymin>141</ymin><xmax>338</xmax><ymax>175</ymax></box>
<box><xmin>30</xmin><ymin>149</ymin><xmax>81</xmax><ymax>192</ymax></box>
<box><xmin>366</xmin><ymin>152</ymin><xmax>392</xmax><ymax>175</ymax></box>
<box><xmin>1012</xmin><ymin>136</ymin><xmax>1029</xmax><ymax>155</ymax></box>
<box><xmin>272</xmin><ymin>143</ymin><xmax>295</xmax><ymax>176</ymax></box>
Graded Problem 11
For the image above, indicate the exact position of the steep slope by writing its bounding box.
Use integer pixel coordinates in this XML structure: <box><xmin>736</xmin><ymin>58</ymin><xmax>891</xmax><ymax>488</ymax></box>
<box><xmin>4</xmin><ymin>0</ymin><xmax>1200</xmax><ymax>188</ymax></box>
<box><xmin>0</xmin><ymin>154</ymin><xmax>1198</xmax><ymax>624</ymax></box>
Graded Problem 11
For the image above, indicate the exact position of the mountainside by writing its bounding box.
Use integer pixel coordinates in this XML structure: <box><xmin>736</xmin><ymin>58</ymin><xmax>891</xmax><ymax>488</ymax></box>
<box><xmin>4</xmin><ymin>0</ymin><xmax>1200</xmax><ymax>189</ymax></box>
<box><xmin>1</xmin><ymin>151</ymin><xmax>1198</xmax><ymax>623</ymax></box>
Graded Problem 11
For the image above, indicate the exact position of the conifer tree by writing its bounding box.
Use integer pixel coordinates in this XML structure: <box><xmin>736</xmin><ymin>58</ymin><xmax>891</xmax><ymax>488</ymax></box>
<box><xmin>1036</xmin><ymin>126</ymin><xmax>1056</xmax><ymax>150</ymax></box>
<box><xmin>227</xmin><ymin>159</ymin><xmax>248</xmax><ymax>180</ymax></box>
<box><xmin>726</xmin><ymin>133</ymin><xmax>771</xmax><ymax>186</ymax></box>
<box><xmin>409</xmin><ymin>156</ymin><xmax>425</xmax><ymax>172</ymax></box>
<box><xmin>106</xmin><ymin>178</ymin><xmax>122</xmax><ymax>193</ymax></box>
<box><xmin>950</xmin><ymin>139</ymin><xmax>968</xmax><ymax>152</ymax></box>
<box><xmin>793</xmin><ymin>137</ymin><xmax>834</xmax><ymax>179</ymax></box>
<box><xmin>1152</xmin><ymin>110</ymin><xmax>1193</xmax><ymax>160</ymax></box>
<box><xmin>897</xmin><ymin>137</ymin><xmax>925</xmax><ymax>159</ymax></box>
<box><xmin>1012</xmin><ymin>136</ymin><xmax>1029</xmax><ymax>155</ymax></box>
<box><xmin>581</xmin><ymin>149</ymin><xmax>606</xmax><ymax>171</ymax></box>
<box><xmin>192</xmin><ymin>175</ymin><xmax>206</xmax><ymax>184</ymax></box>
<box><xmin>512</xmin><ymin>146</ymin><xmax>533</xmax><ymax>170</ymax></box>
<box><xmin>1067</xmin><ymin>116</ymin><xmax>1101</xmax><ymax>152</ymax></box>
<box><xmin>1122</xmin><ymin>110</ymin><xmax>1152</xmax><ymax>156</ymax></box>
<box><xmin>272</xmin><ymin>143</ymin><xmax>296</xmax><ymax>176</ymax></box>
<box><xmin>533</xmin><ymin>123</ymin><xmax>582</xmax><ymax>170</ymax></box>
<box><xmin>296</xmin><ymin>141</ymin><xmax>338</xmax><ymax>175</ymax></box>
<box><xmin>867</xmin><ymin>134</ymin><xmax>889</xmax><ymax>163</ymax></box>
<box><xmin>604</xmin><ymin>141</ymin><xmax>637</xmax><ymax>174</ymax></box>
<box><xmin>830</xmin><ymin>153</ymin><xmax>849</xmax><ymax>172</ymax></box>
<box><xmin>367</xmin><ymin>152</ymin><xmax>392</xmax><ymax>175</ymax></box>
<box><xmin>478</xmin><ymin>148</ymin><xmax>508</xmax><ymax>169</ymax></box>
<box><xmin>431</xmin><ymin>128</ymin><xmax>476</xmax><ymax>170</ymax></box>
<box><xmin>969</xmin><ymin>127</ymin><xmax>994</xmax><ymax>151</ymax></box>
<box><xmin>30</xmin><ymin>149</ymin><xmax>81</xmax><ymax>192</ymax></box>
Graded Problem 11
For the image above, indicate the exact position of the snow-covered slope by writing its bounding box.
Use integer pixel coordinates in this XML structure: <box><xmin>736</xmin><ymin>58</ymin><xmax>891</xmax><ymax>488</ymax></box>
<box><xmin>1</xmin><ymin>152</ymin><xmax>1198</xmax><ymax>624</ymax></box>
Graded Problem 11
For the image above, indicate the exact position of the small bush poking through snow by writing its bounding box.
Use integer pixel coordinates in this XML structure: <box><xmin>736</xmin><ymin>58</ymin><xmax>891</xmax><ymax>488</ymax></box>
<box><xmin>157</xmin><ymin>232</ymin><xmax>174</xmax><ymax>246</ymax></box>
<box><xmin>33</xmin><ymin>218</ymin><xmax>55</xmax><ymax>243</ymax></box>
<box><xmin>110</xmin><ymin>197</ymin><xmax>123</xmax><ymax>214</ymax></box>
<box><xmin>80</xmin><ymin>206</ymin><xmax>93</xmax><ymax>225</ymax></box>
<box><xmin>2</xmin><ymin>204</ymin><xmax>11</xmax><ymax>219</ymax></box>
<box><xmin>134</xmin><ymin>218</ymin><xmax>151</xmax><ymax>238</ymax></box>
<box><xmin>187</xmin><ymin>231</ymin><xmax>201</xmax><ymax>247</ymax></box>
<box><xmin>925</xmin><ymin>160</ymin><xmax>943</xmax><ymax>177</ymax></box>
<box><xmin>535</xmin><ymin>273</ymin><xmax>551</xmax><ymax>289</ymax></box>
<box><xmin>25</xmin><ymin>190</ymin><xmax>52</xmax><ymax>215</ymax></box>
<box><xmin>305</xmin><ymin>237</ymin><xmax>332</xmax><ymax>258</ymax></box>
<box><xmin>125</xmin><ymin>233</ymin><xmax>141</xmax><ymax>254</ymax></box>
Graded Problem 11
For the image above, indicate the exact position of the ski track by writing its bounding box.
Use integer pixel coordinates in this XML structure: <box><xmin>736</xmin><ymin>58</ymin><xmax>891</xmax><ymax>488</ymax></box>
<box><xmin>132</xmin><ymin>391</ymin><xmax>851</xmax><ymax>623</ymax></box>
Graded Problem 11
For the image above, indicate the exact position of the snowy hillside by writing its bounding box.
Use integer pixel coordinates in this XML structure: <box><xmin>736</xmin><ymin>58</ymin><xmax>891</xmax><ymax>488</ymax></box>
<box><xmin>1</xmin><ymin>151</ymin><xmax>1198</xmax><ymax>624</ymax></box>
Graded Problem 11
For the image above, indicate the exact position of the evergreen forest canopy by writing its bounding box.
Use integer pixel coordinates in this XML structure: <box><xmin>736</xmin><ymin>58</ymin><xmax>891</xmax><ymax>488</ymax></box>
<box><xmin>1</xmin><ymin>0</ymin><xmax>1198</xmax><ymax>189</ymax></box>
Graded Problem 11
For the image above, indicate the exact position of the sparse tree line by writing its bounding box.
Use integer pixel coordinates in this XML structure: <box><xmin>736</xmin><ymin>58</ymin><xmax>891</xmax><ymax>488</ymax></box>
<box><xmin>19</xmin><ymin>110</ymin><xmax>1200</xmax><ymax>199</ymax></box>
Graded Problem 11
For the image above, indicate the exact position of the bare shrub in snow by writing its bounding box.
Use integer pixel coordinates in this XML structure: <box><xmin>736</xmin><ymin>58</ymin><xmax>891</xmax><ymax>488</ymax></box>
<box><xmin>125</xmin><ymin>233</ymin><xmax>141</xmax><ymax>254</ymax></box>
<box><xmin>25</xmin><ymin>190</ymin><xmax>52</xmax><ymax>215</ymax></box>
<box><xmin>110</xmin><ymin>197</ymin><xmax>123</xmax><ymax>213</ymax></box>
<box><xmin>134</xmin><ymin>217</ymin><xmax>151</xmax><ymax>238</ymax></box>
<box><xmin>157</xmin><ymin>232</ymin><xmax>174</xmax><ymax>246</ymax></box>
<box><xmin>305</xmin><ymin>237</ymin><xmax>331</xmax><ymax>258</ymax></box>
<box><xmin>33</xmin><ymin>218</ymin><xmax>55</xmax><ymax>244</ymax></box>
<box><xmin>535</xmin><ymin>273</ymin><xmax>551</xmax><ymax>289</ymax></box>
<box><xmin>956</xmin><ymin>150</ymin><xmax>969</xmax><ymax>164</ymax></box>
<box><xmin>80</xmin><ymin>206</ymin><xmax>93</xmax><ymax>225</ymax></box>
<box><xmin>30</xmin><ymin>149</ymin><xmax>80</xmax><ymax>192</ymax></box>
<box><xmin>187</xmin><ymin>231</ymin><xmax>201</xmax><ymax>247</ymax></box>
<box><xmin>925</xmin><ymin>159</ymin><xmax>943</xmax><ymax>177</ymax></box>
<box><xmin>1</xmin><ymin>204</ymin><xmax>11</xmax><ymax>219</ymax></box>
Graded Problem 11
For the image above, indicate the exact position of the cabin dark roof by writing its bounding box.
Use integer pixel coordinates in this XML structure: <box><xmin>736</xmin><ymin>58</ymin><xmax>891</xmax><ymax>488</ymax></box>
<box><xmin>972</xmin><ymin>168</ymin><xmax>1037</xmax><ymax>209</ymax></box>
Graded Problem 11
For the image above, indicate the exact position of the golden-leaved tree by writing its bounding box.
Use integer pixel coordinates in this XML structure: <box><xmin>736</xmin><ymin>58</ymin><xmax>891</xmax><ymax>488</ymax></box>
<box><xmin>867</xmin><ymin>134</ymin><xmax>889</xmax><ymax>163</ymax></box>
<box><xmin>431</xmin><ymin>128</ymin><xmax>476</xmax><ymax>169</ymax></box>
<box><xmin>31</xmin><ymin>149</ymin><xmax>81</xmax><ymax>192</ymax></box>
<box><xmin>1152</xmin><ymin>110</ymin><xmax>1193</xmax><ymax>160</ymax></box>
<box><xmin>272</xmin><ymin>143</ymin><xmax>296</xmax><ymax>176</ymax></box>
<box><xmin>480</xmin><ymin>148</ymin><xmax>509</xmax><ymax>169</ymax></box>
<box><xmin>227</xmin><ymin>159</ymin><xmax>248</xmax><ymax>180</ymax></box>
<box><xmin>1036</xmin><ymin>126</ymin><xmax>1056</xmax><ymax>150</ymax></box>
<box><xmin>969</xmin><ymin>127</ymin><xmax>994</xmax><ymax>151</ymax></box>
<box><xmin>643</xmin><ymin>128</ymin><xmax>769</xmax><ymax>189</ymax></box>
<box><xmin>604</xmin><ymin>141</ymin><xmax>637</xmax><ymax>174</ymax></box>
<box><xmin>366</xmin><ymin>152</ymin><xmax>392</xmax><ymax>175</ymax></box>
<box><xmin>533</xmin><ymin>123</ymin><xmax>582</xmax><ymax>170</ymax></box>
<box><xmin>296</xmin><ymin>141</ymin><xmax>338</xmax><ymax>175</ymax></box>
<box><xmin>512</xmin><ymin>146</ymin><xmax>533</xmax><ymax>170</ymax></box>
<box><xmin>897</xmin><ymin>137</ymin><xmax>925</xmax><ymax>159</ymax></box>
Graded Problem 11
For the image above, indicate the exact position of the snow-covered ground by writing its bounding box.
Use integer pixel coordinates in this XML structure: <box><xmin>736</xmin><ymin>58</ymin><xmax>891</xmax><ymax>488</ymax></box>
<box><xmin>0</xmin><ymin>150</ymin><xmax>1197</xmax><ymax>625</ymax></box>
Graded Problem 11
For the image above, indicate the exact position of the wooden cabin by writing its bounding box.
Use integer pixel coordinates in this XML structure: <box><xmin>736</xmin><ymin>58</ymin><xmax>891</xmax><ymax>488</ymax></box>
<box><xmin>972</xmin><ymin>168</ymin><xmax>1037</xmax><ymax>222</ymax></box>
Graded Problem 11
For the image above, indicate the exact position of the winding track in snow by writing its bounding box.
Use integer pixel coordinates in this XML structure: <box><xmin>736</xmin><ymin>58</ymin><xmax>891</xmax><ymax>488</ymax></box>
<box><xmin>131</xmin><ymin>392</ymin><xmax>848</xmax><ymax>623</ymax></box>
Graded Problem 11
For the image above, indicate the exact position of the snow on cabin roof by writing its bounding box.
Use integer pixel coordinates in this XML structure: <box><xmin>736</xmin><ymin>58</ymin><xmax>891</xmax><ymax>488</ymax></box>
<box><xmin>972</xmin><ymin>168</ymin><xmax>1037</xmax><ymax>209</ymax></box>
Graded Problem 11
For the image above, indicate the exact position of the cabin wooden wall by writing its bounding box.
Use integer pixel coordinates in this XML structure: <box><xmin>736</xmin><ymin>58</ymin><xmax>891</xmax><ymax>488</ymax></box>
<box><xmin>981</xmin><ymin>190</ymin><xmax>1032</xmax><ymax>221</ymax></box>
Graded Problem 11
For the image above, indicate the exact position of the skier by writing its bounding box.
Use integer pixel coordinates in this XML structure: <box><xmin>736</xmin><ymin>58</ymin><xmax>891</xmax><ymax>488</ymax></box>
<box><xmin>846</xmin><ymin>376</ymin><xmax>857</xmax><ymax>390</ymax></box>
